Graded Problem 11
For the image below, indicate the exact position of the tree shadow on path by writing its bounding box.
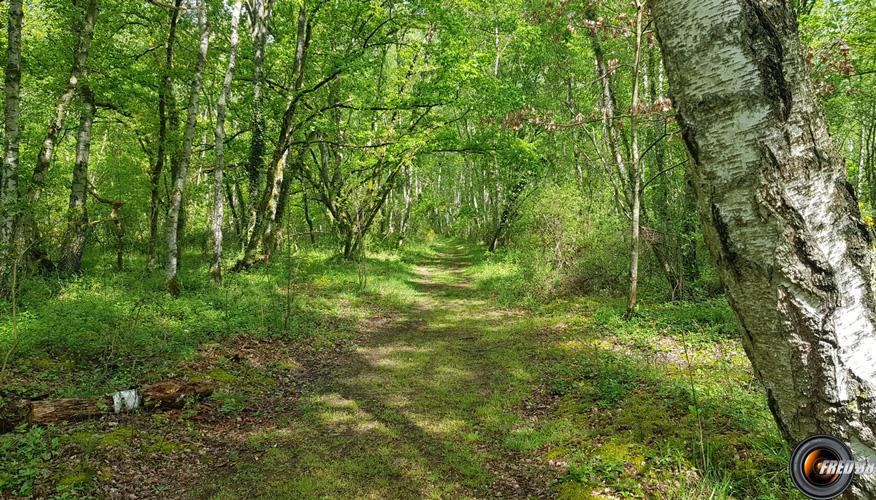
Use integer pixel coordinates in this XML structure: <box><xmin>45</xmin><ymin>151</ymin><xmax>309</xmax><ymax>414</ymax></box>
<box><xmin>199</xmin><ymin>243</ymin><xmax>557</xmax><ymax>499</ymax></box>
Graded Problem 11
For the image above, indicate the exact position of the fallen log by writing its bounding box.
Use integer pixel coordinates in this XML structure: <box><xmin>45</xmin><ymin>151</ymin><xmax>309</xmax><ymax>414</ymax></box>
<box><xmin>140</xmin><ymin>380</ymin><xmax>213</xmax><ymax>409</ymax></box>
<box><xmin>0</xmin><ymin>379</ymin><xmax>214</xmax><ymax>433</ymax></box>
<box><xmin>29</xmin><ymin>398</ymin><xmax>107</xmax><ymax>424</ymax></box>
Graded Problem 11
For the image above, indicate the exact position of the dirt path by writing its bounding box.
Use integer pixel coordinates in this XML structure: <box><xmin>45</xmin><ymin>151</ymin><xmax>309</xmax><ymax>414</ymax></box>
<box><xmin>16</xmin><ymin>243</ymin><xmax>795</xmax><ymax>498</ymax></box>
<box><xmin>196</xmin><ymin>245</ymin><xmax>556</xmax><ymax>498</ymax></box>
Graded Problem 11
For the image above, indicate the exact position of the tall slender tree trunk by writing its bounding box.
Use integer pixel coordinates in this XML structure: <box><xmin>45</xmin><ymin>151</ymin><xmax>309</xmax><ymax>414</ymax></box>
<box><xmin>232</xmin><ymin>176</ymin><xmax>247</xmax><ymax>237</ymax></box>
<box><xmin>60</xmin><ymin>86</ymin><xmax>95</xmax><ymax>274</ymax></box>
<box><xmin>148</xmin><ymin>0</ymin><xmax>182</xmax><ymax>270</ymax></box>
<box><xmin>223</xmin><ymin>176</ymin><xmax>240</xmax><ymax>236</ymax></box>
<box><xmin>245</xmin><ymin>0</ymin><xmax>271</xmax><ymax>242</ymax></box>
<box><xmin>166</xmin><ymin>3</ymin><xmax>184</xmax><ymax>271</ymax></box>
<box><xmin>237</xmin><ymin>4</ymin><xmax>309</xmax><ymax>268</ymax></box>
<box><xmin>29</xmin><ymin>0</ymin><xmax>98</xmax><ymax>201</ymax></box>
<box><xmin>588</xmin><ymin>3</ymin><xmax>646</xmax><ymax>317</ymax></box>
<box><xmin>399</xmin><ymin>166</ymin><xmax>413</xmax><ymax>244</ymax></box>
<box><xmin>267</xmin><ymin>147</ymin><xmax>303</xmax><ymax>255</ymax></box>
<box><xmin>22</xmin><ymin>0</ymin><xmax>99</xmax><ymax>267</ymax></box>
<box><xmin>588</xmin><ymin>13</ymin><xmax>630</xmax><ymax>209</ymax></box>
<box><xmin>859</xmin><ymin>118</ymin><xmax>867</xmax><ymax>198</ymax></box>
<box><xmin>165</xmin><ymin>0</ymin><xmax>209</xmax><ymax>294</ymax></box>
<box><xmin>493</xmin><ymin>26</ymin><xmax>500</xmax><ymax>77</ymax></box>
<box><xmin>868</xmin><ymin>119</ymin><xmax>876</xmax><ymax>208</ymax></box>
<box><xmin>652</xmin><ymin>1</ymin><xmax>876</xmax><ymax>496</ymax></box>
<box><xmin>625</xmin><ymin>2</ymin><xmax>645</xmax><ymax>319</ymax></box>
<box><xmin>1</xmin><ymin>0</ymin><xmax>23</xmax><ymax>296</ymax></box>
<box><xmin>210</xmin><ymin>0</ymin><xmax>243</xmax><ymax>285</ymax></box>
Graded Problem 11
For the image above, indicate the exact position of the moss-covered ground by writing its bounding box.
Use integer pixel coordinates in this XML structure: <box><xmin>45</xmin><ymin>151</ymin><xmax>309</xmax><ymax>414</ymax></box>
<box><xmin>0</xmin><ymin>242</ymin><xmax>802</xmax><ymax>498</ymax></box>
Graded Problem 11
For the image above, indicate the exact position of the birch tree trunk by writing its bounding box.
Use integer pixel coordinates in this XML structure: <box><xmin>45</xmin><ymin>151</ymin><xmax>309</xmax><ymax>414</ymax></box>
<box><xmin>210</xmin><ymin>0</ymin><xmax>243</xmax><ymax>285</ymax></box>
<box><xmin>165</xmin><ymin>0</ymin><xmax>209</xmax><ymax>294</ymax></box>
<box><xmin>651</xmin><ymin>1</ymin><xmax>876</xmax><ymax>495</ymax></box>
<box><xmin>625</xmin><ymin>2</ymin><xmax>645</xmax><ymax>319</ymax></box>
<box><xmin>868</xmin><ymin>120</ymin><xmax>876</xmax><ymax>207</ymax></box>
<box><xmin>148</xmin><ymin>0</ymin><xmax>182</xmax><ymax>270</ymax></box>
<box><xmin>30</xmin><ymin>0</ymin><xmax>98</xmax><ymax>201</ymax></box>
<box><xmin>236</xmin><ymin>3</ymin><xmax>309</xmax><ymax>269</ymax></box>
<box><xmin>22</xmin><ymin>0</ymin><xmax>99</xmax><ymax>267</ymax></box>
<box><xmin>1</xmin><ymin>0</ymin><xmax>23</xmax><ymax>296</ymax></box>
<box><xmin>60</xmin><ymin>86</ymin><xmax>95</xmax><ymax>274</ymax></box>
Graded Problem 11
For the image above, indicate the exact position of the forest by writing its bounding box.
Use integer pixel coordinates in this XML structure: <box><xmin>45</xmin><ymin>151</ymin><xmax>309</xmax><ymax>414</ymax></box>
<box><xmin>0</xmin><ymin>0</ymin><xmax>875</xmax><ymax>497</ymax></box>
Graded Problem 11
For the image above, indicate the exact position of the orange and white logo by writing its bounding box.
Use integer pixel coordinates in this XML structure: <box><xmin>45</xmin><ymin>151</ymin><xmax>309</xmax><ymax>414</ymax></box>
<box><xmin>790</xmin><ymin>435</ymin><xmax>874</xmax><ymax>499</ymax></box>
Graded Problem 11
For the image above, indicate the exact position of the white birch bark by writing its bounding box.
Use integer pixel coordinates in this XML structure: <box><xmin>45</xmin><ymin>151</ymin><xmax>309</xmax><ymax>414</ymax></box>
<box><xmin>30</xmin><ymin>0</ymin><xmax>99</xmax><ymax>202</ymax></box>
<box><xmin>651</xmin><ymin>0</ymin><xmax>876</xmax><ymax>495</ymax></box>
<box><xmin>19</xmin><ymin>0</ymin><xmax>99</xmax><ymax>269</ymax></box>
<box><xmin>60</xmin><ymin>86</ymin><xmax>95</xmax><ymax>274</ymax></box>
<box><xmin>494</xmin><ymin>26</ymin><xmax>500</xmax><ymax>77</ymax></box>
<box><xmin>1</xmin><ymin>0</ymin><xmax>23</xmax><ymax>285</ymax></box>
<box><xmin>210</xmin><ymin>0</ymin><xmax>243</xmax><ymax>284</ymax></box>
<box><xmin>165</xmin><ymin>0</ymin><xmax>209</xmax><ymax>294</ymax></box>
<box><xmin>237</xmin><ymin>3</ymin><xmax>308</xmax><ymax>267</ymax></box>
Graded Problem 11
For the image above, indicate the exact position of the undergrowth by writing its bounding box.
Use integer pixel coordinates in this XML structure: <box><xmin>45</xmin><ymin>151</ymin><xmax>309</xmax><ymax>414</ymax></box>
<box><xmin>0</xmin><ymin>241</ymin><xmax>803</xmax><ymax>498</ymax></box>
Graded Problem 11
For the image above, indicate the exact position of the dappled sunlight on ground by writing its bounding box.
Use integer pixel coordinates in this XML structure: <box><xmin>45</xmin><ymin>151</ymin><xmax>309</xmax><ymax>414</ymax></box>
<box><xmin>354</xmin><ymin>344</ymin><xmax>433</xmax><ymax>370</ymax></box>
<box><xmin>197</xmin><ymin>243</ymin><xmax>554</xmax><ymax>497</ymax></box>
<box><xmin>309</xmin><ymin>393</ymin><xmax>390</xmax><ymax>434</ymax></box>
<box><xmin>16</xmin><ymin>243</ymin><xmax>801</xmax><ymax>498</ymax></box>
<box><xmin>404</xmin><ymin>411</ymin><xmax>468</xmax><ymax>436</ymax></box>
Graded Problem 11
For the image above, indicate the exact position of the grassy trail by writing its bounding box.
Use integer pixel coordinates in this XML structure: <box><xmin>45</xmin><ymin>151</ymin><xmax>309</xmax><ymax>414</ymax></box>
<box><xmin>2</xmin><ymin>242</ymin><xmax>800</xmax><ymax>498</ymax></box>
<box><xmin>202</xmin><ymin>243</ymin><xmax>556</xmax><ymax>498</ymax></box>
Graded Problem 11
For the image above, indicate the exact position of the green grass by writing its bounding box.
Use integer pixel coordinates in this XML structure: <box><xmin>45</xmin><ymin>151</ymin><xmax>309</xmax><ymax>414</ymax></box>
<box><xmin>0</xmin><ymin>240</ymin><xmax>803</xmax><ymax>498</ymax></box>
<box><xmin>460</xmin><ymin>252</ymin><xmax>801</xmax><ymax>499</ymax></box>
<box><xmin>0</xmin><ymin>245</ymin><xmax>415</xmax><ymax>398</ymax></box>
<box><xmin>0</xmin><ymin>425</ymin><xmax>61</xmax><ymax>497</ymax></box>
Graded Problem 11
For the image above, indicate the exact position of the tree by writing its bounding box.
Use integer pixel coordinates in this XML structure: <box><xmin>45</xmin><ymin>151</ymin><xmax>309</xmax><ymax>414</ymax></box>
<box><xmin>148</xmin><ymin>0</ymin><xmax>183</xmax><ymax>270</ymax></box>
<box><xmin>165</xmin><ymin>0</ymin><xmax>210</xmax><ymax>295</ymax></box>
<box><xmin>59</xmin><ymin>86</ymin><xmax>95</xmax><ymax>273</ymax></box>
<box><xmin>580</xmin><ymin>1</ymin><xmax>670</xmax><ymax>314</ymax></box>
<box><xmin>624</xmin><ymin>0</ymin><xmax>645</xmax><ymax>318</ymax></box>
<box><xmin>238</xmin><ymin>2</ymin><xmax>311</xmax><ymax>267</ymax></box>
<box><xmin>651</xmin><ymin>0</ymin><xmax>876</xmax><ymax>495</ymax></box>
<box><xmin>0</xmin><ymin>0</ymin><xmax>23</xmax><ymax>296</ymax></box>
<box><xmin>243</xmin><ymin>0</ymin><xmax>273</xmax><ymax>243</ymax></box>
<box><xmin>211</xmin><ymin>0</ymin><xmax>244</xmax><ymax>284</ymax></box>
<box><xmin>21</xmin><ymin>0</ymin><xmax>100</xmax><ymax>269</ymax></box>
